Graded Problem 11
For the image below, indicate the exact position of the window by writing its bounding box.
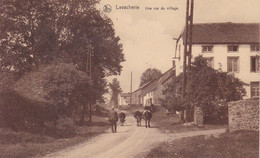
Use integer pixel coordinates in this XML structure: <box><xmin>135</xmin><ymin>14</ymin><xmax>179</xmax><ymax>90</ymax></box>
<box><xmin>202</xmin><ymin>45</ymin><xmax>213</xmax><ymax>53</ymax></box>
<box><xmin>251</xmin><ymin>82</ymin><xmax>259</xmax><ymax>98</ymax></box>
<box><xmin>227</xmin><ymin>57</ymin><xmax>239</xmax><ymax>72</ymax></box>
<box><xmin>250</xmin><ymin>44</ymin><xmax>259</xmax><ymax>52</ymax></box>
<box><xmin>251</xmin><ymin>56</ymin><xmax>259</xmax><ymax>72</ymax></box>
<box><xmin>228</xmin><ymin>45</ymin><xmax>239</xmax><ymax>52</ymax></box>
<box><xmin>206</xmin><ymin>57</ymin><xmax>214</xmax><ymax>68</ymax></box>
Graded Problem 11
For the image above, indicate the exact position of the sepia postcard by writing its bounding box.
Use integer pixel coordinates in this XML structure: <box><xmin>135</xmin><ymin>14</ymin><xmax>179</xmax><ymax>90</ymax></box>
<box><xmin>0</xmin><ymin>0</ymin><xmax>259</xmax><ymax>158</ymax></box>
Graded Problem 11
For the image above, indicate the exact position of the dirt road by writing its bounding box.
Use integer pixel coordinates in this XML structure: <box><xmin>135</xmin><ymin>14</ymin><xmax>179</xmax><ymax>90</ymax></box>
<box><xmin>42</xmin><ymin>115</ymin><xmax>225</xmax><ymax>158</ymax></box>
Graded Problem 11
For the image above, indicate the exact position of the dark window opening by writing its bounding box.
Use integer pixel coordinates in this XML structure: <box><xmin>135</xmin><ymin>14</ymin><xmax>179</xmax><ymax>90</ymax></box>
<box><xmin>228</xmin><ymin>45</ymin><xmax>239</xmax><ymax>52</ymax></box>
<box><xmin>251</xmin><ymin>57</ymin><xmax>259</xmax><ymax>72</ymax></box>
<box><xmin>250</xmin><ymin>44</ymin><xmax>259</xmax><ymax>52</ymax></box>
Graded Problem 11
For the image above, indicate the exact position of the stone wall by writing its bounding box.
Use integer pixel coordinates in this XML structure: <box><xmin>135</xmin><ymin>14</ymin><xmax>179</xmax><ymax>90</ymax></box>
<box><xmin>194</xmin><ymin>106</ymin><xmax>203</xmax><ymax>126</ymax></box>
<box><xmin>228</xmin><ymin>99</ymin><xmax>259</xmax><ymax>132</ymax></box>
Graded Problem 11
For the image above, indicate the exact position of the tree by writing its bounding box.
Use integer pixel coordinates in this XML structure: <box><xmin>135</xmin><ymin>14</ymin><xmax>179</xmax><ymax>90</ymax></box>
<box><xmin>162</xmin><ymin>56</ymin><xmax>246</xmax><ymax>123</ymax></box>
<box><xmin>109</xmin><ymin>78</ymin><xmax>122</xmax><ymax>107</ymax></box>
<box><xmin>0</xmin><ymin>0</ymin><xmax>125</xmax><ymax>102</ymax></box>
<box><xmin>139</xmin><ymin>68</ymin><xmax>162</xmax><ymax>87</ymax></box>
<box><xmin>0</xmin><ymin>0</ymin><xmax>57</xmax><ymax>74</ymax></box>
<box><xmin>42</xmin><ymin>63</ymin><xmax>92</xmax><ymax>124</ymax></box>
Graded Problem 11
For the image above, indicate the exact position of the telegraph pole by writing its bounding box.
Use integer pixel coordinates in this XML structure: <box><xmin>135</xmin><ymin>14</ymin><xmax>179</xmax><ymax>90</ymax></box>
<box><xmin>182</xmin><ymin>0</ymin><xmax>194</xmax><ymax>122</ymax></box>
<box><xmin>181</xmin><ymin>0</ymin><xmax>190</xmax><ymax>122</ymax></box>
<box><xmin>80</xmin><ymin>42</ymin><xmax>93</xmax><ymax>125</ymax></box>
<box><xmin>130</xmin><ymin>72</ymin><xmax>133</xmax><ymax>105</ymax></box>
<box><xmin>188</xmin><ymin>0</ymin><xmax>194</xmax><ymax>67</ymax></box>
<box><xmin>87</xmin><ymin>43</ymin><xmax>93</xmax><ymax>122</ymax></box>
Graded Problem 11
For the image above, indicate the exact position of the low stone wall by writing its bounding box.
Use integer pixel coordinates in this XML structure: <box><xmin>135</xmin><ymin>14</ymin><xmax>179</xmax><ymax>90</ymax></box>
<box><xmin>228</xmin><ymin>99</ymin><xmax>259</xmax><ymax>132</ymax></box>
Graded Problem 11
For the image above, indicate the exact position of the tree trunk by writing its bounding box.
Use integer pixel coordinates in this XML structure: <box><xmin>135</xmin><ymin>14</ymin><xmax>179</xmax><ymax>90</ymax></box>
<box><xmin>89</xmin><ymin>102</ymin><xmax>92</xmax><ymax>122</ymax></box>
<box><xmin>80</xmin><ymin>104</ymin><xmax>86</xmax><ymax>126</ymax></box>
<box><xmin>185</xmin><ymin>105</ymin><xmax>191</xmax><ymax>122</ymax></box>
<box><xmin>180</xmin><ymin>109</ymin><xmax>184</xmax><ymax>123</ymax></box>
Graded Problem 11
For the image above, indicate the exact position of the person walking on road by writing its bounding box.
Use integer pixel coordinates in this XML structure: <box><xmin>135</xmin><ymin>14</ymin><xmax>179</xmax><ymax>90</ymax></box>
<box><xmin>108</xmin><ymin>107</ymin><xmax>118</xmax><ymax>133</ymax></box>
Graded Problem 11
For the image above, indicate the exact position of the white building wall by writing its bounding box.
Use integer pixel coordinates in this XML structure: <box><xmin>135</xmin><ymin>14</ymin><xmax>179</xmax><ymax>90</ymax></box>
<box><xmin>174</xmin><ymin>39</ymin><xmax>259</xmax><ymax>98</ymax></box>
<box><xmin>143</xmin><ymin>91</ymin><xmax>154</xmax><ymax>106</ymax></box>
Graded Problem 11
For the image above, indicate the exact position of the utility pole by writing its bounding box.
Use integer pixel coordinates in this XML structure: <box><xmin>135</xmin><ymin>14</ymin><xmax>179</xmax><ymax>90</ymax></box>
<box><xmin>80</xmin><ymin>42</ymin><xmax>93</xmax><ymax>125</ymax></box>
<box><xmin>187</xmin><ymin>0</ymin><xmax>194</xmax><ymax>122</ymax></box>
<box><xmin>86</xmin><ymin>43</ymin><xmax>93</xmax><ymax>122</ymax></box>
<box><xmin>130</xmin><ymin>72</ymin><xmax>133</xmax><ymax>105</ymax></box>
<box><xmin>188</xmin><ymin>0</ymin><xmax>194</xmax><ymax>67</ymax></box>
<box><xmin>182</xmin><ymin>0</ymin><xmax>194</xmax><ymax>123</ymax></box>
<box><xmin>181</xmin><ymin>0</ymin><xmax>190</xmax><ymax>122</ymax></box>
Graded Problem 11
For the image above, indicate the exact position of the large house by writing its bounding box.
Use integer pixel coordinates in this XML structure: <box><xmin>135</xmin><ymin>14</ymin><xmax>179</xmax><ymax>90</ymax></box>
<box><xmin>131</xmin><ymin>68</ymin><xmax>175</xmax><ymax>106</ymax></box>
<box><xmin>174</xmin><ymin>23</ymin><xmax>259</xmax><ymax>98</ymax></box>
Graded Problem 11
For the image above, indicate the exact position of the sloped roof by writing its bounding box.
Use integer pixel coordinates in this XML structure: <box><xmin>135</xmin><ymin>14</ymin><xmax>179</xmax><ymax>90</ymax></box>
<box><xmin>131</xmin><ymin>68</ymin><xmax>175</xmax><ymax>96</ymax></box>
<box><xmin>131</xmin><ymin>80</ymin><xmax>153</xmax><ymax>94</ymax></box>
<box><xmin>141</xmin><ymin>79</ymin><xmax>158</xmax><ymax>96</ymax></box>
<box><xmin>182</xmin><ymin>23</ymin><xmax>260</xmax><ymax>44</ymax></box>
<box><xmin>159</xmin><ymin>68</ymin><xmax>175</xmax><ymax>85</ymax></box>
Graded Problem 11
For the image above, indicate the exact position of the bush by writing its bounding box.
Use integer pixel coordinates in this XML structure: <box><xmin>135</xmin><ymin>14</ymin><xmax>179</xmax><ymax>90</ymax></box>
<box><xmin>0</xmin><ymin>90</ymin><xmax>59</xmax><ymax>134</ymax></box>
<box><xmin>42</xmin><ymin>63</ymin><xmax>92</xmax><ymax>117</ymax></box>
<box><xmin>161</xmin><ymin>56</ymin><xmax>246</xmax><ymax>123</ymax></box>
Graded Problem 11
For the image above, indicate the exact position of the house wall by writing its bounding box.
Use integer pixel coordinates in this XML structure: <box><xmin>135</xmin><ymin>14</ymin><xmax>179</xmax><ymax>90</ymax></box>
<box><xmin>131</xmin><ymin>69</ymin><xmax>174</xmax><ymax>107</ymax></box>
<box><xmin>174</xmin><ymin>39</ymin><xmax>259</xmax><ymax>98</ymax></box>
<box><xmin>131</xmin><ymin>89</ymin><xmax>142</xmax><ymax>105</ymax></box>
<box><xmin>143</xmin><ymin>91</ymin><xmax>154</xmax><ymax>106</ymax></box>
<box><xmin>228</xmin><ymin>99</ymin><xmax>259</xmax><ymax>132</ymax></box>
<box><xmin>157</xmin><ymin>69</ymin><xmax>174</xmax><ymax>100</ymax></box>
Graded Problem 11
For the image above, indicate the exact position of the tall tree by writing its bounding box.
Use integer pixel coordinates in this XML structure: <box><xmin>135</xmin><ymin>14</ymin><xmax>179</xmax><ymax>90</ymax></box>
<box><xmin>0</xmin><ymin>0</ymin><xmax>57</xmax><ymax>74</ymax></box>
<box><xmin>109</xmin><ymin>78</ymin><xmax>122</xmax><ymax>107</ymax></box>
<box><xmin>0</xmin><ymin>0</ymin><xmax>125</xmax><ymax>102</ymax></box>
<box><xmin>139</xmin><ymin>68</ymin><xmax>162</xmax><ymax>87</ymax></box>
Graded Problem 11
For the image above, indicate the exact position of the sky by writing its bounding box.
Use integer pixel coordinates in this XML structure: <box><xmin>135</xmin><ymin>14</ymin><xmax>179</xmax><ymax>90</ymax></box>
<box><xmin>96</xmin><ymin>0</ymin><xmax>260</xmax><ymax>98</ymax></box>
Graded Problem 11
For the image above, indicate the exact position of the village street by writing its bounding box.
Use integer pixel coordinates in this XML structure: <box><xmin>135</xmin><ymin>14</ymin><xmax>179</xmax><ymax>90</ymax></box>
<box><xmin>41</xmin><ymin>113</ymin><xmax>225</xmax><ymax>158</ymax></box>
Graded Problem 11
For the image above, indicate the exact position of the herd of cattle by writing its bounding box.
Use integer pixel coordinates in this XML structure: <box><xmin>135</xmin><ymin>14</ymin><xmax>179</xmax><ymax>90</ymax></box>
<box><xmin>108</xmin><ymin>107</ymin><xmax>153</xmax><ymax>133</ymax></box>
<box><xmin>133</xmin><ymin>110</ymin><xmax>152</xmax><ymax>128</ymax></box>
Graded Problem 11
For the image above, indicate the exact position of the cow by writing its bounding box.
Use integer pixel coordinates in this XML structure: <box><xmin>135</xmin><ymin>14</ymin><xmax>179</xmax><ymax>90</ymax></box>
<box><xmin>133</xmin><ymin>111</ymin><xmax>142</xmax><ymax>127</ymax></box>
<box><xmin>118</xmin><ymin>112</ymin><xmax>126</xmax><ymax>126</ymax></box>
<box><xmin>143</xmin><ymin>110</ymin><xmax>152</xmax><ymax>128</ymax></box>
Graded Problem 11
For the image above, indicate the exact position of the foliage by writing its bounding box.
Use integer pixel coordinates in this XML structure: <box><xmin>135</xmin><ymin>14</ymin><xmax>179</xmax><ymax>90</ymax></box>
<box><xmin>0</xmin><ymin>0</ymin><xmax>125</xmax><ymax>101</ymax></box>
<box><xmin>0</xmin><ymin>89</ymin><xmax>59</xmax><ymax>135</ymax></box>
<box><xmin>161</xmin><ymin>74</ymin><xmax>183</xmax><ymax>112</ymax></box>
<box><xmin>109</xmin><ymin>78</ymin><xmax>122</xmax><ymax>107</ymax></box>
<box><xmin>42</xmin><ymin>63</ymin><xmax>92</xmax><ymax>117</ymax></box>
<box><xmin>162</xmin><ymin>56</ymin><xmax>246</xmax><ymax>122</ymax></box>
<box><xmin>139</xmin><ymin>68</ymin><xmax>162</xmax><ymax>87</ymax></box>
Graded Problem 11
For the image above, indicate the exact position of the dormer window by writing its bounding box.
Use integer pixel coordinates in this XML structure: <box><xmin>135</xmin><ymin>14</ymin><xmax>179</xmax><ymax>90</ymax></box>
<box><xmin>250</xmin><ymin>44</ymin><xmax>259</xmax><ymax>52</ymax></box>
<box><xmin>228</xmin><ymin>45</ymin><xmax>239</xmax><ymax>52</ymax></box>
<box><xmin>202</xmin><ymin>45</ymin><xmax>213</xmax><ymax>53</ymax></box>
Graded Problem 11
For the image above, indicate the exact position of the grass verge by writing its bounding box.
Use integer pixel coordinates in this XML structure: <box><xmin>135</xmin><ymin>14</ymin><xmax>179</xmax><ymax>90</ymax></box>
<box><xmin>152</xmin><ymin>106</ymin><xmax>226</xmax><ymax>133</ymax></box>
<box><xmin>145</xmin><ymin>130</ymin><xmax>259</xmax><ymax>158</ymax></box>
<box><xmin>0</xmin><ymin>114</ymin><xmax>110</xmax><ymax>158</ymax></box>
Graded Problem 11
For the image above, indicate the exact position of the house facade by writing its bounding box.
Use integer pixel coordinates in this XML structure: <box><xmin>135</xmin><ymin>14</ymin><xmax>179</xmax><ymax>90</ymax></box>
<box><xmin>131</xmin><ymin>68</ymin><xmax>175</xmax><ymax>106</ymax></box>
<box><xmin>174</xmin><ymin>23</ymin><xmax>259</xmax><ymax>98</ymax></box>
